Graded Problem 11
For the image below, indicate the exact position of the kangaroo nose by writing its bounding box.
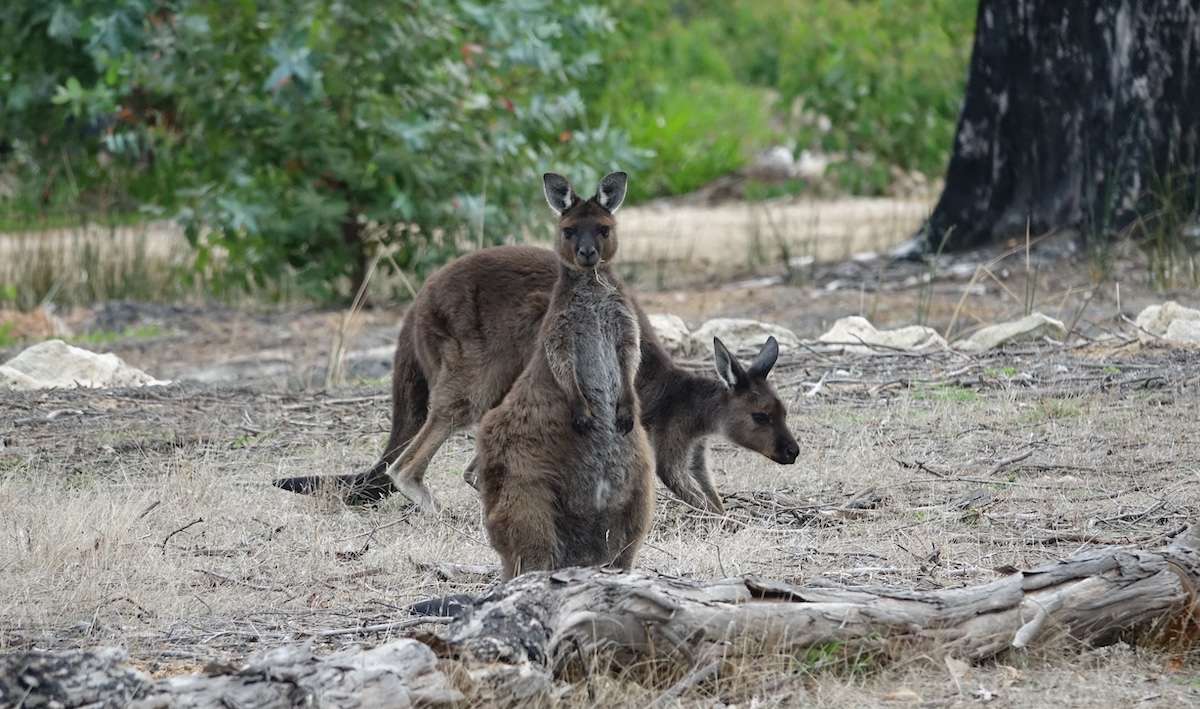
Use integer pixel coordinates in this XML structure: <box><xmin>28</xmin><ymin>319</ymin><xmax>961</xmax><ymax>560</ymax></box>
<box><xmin>577</xmin><ymin>246</ymin><xmax>599</xmax><ymax>265</ymax></box>
<box><xmin>781</xmin><ymin>442</ymin><xmax>799</xmax><ymax>464</ymax></box>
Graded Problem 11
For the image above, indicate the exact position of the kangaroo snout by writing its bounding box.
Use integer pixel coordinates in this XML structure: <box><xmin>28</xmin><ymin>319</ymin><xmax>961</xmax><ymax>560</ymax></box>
<box><xmin>576</xmin><ymin>245</ymin><xmax>599</xmax><ymax>267</ymax></box>
<box><xmin>774</xmin><ymin>439</ymin><xmax>800</xmax><ymax>465</ymax></box>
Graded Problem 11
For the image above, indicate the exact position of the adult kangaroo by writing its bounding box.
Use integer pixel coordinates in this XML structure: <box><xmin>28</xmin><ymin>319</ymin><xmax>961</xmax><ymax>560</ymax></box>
<box><xmin>477</xmin><ymin>171</ymin><xmax>652</xmax><ymax>578</ymax></box>
<box><xmin>274</xmin><ymin>233</ymin><xmax>797</xmax><ymax>513</ymax></box>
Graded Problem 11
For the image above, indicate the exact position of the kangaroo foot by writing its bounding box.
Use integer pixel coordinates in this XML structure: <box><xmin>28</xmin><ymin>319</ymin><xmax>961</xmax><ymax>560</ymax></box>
<box><xmin>462</xmin><ymin>456</ymin><xmax>480</xmax><ymax>490</ymax></box>
<box><xmin>396</xmin><ymin>478</ymin><xmax>441</xmax><ymax>514</ymax></box>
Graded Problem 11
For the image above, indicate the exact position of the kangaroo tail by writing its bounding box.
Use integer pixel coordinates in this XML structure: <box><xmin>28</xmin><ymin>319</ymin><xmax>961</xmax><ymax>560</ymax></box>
<box><xmin>273</xmin><ymin>319</ymin><xmax>429</xmax><ymax>506</ymax></box>
<box><xmin>271</xmin><ymin>458</ymin><xmax>398</xmax><ymax>506</ymax></box>
<box><xmin>408</xmin><ymin>593</ymin><xmax>475</xmax><ymax>619</ymax></box>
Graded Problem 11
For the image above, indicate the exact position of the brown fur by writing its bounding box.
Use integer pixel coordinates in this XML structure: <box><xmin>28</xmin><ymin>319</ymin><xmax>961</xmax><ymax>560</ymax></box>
<box><xmin>271</xmin><ymin>252</ymin><xmax>799</xmax><ymax>511</ymax></box>
<box><xmin>477</xmin><ymin>176</ymin><xmax>653</xmax><ymax>578</ymax></box>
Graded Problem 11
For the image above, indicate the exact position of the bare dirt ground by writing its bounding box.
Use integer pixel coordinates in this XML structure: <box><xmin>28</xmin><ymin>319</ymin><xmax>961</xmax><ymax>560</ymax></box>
<box><xmin>2</xmin><ymin>218</ymin><xmax>1200</xmax><ymax>705</ymax></box>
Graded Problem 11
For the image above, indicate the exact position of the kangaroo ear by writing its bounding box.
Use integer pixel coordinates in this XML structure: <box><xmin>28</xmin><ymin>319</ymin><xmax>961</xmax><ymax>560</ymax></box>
<box><xmin>543</xmin><ymin>173</ymin><xmax>578</xmax><ymax>215</ymax></box>
<box><xmin>713</xmin><ymin>336</ymin><xmax>748</xmax><ymax>389</ymax></box>
<box><xmin>595</xmin><ymin>171</ymin><xmax>628</xmax><ymax>213</ymax></box>
<box><xmin>747</xmin><ymin>336</ymin><xmax>779</xmax><ymax>379</ymax></box>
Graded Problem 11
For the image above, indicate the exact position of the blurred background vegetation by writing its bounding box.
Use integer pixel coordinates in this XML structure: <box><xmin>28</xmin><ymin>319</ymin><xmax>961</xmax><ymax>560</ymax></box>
<box><xmin>0</xmin><ymin>0</ymin><xmax>974</xmax><ymax>304</ymax></box>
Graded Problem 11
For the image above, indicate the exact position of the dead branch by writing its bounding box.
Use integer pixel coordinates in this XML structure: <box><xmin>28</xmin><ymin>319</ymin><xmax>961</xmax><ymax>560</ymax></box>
<box><xmin>438</xmin><ymin>526</ymin><xmax>1200</xmax><ymax>672</ymax></box>
<box><xmin>8</xmin><ymin>527</ymin><xmax>1200</xmax><ymax>708</ymax></box>
<box><xmin>0</xmin><ymin>641</ymin><xmax>462</xmax><ymax>709</ymax></box>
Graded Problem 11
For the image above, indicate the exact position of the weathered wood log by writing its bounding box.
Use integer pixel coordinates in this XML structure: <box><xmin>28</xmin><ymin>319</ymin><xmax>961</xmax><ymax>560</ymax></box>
<box><xmin>919</xmin><ymin>0</ymin><xmax>1200</xmax><ymax>252</ymax></box>
<box><xmin>0</xmin><ymin>640</ymin><xmax>462</xmax><ymax>709</ymax></box>
<box><xmin>438</xmin><ymin>526</ymin><xmax>1200</xmax><ymax>673</ymax></box>
<box><xmin>6</xmin><ymin>528</ymin><xmax>1199</xmax><ymax>707</ymax></box>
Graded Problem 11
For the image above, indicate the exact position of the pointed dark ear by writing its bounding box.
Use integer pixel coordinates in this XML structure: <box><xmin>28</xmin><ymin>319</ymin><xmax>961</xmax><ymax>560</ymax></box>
<box><xmin>713</xmin><ymin>336</ymin><xmax>748</xmax><ymax>389</ymax></box>
<box><xmin>543</xmin><ymin>173</ymin><xmax>577</xmax><ymax>215</ymax></box>
<box><xmin>595</xmin><ymin>171</ymin><xmax>628</xmax><ymax>213</ymax></box>
<box><xmin>747</xmin><ymin>336</ymin><xmax>779</xmax><ymax>379</ymax></box>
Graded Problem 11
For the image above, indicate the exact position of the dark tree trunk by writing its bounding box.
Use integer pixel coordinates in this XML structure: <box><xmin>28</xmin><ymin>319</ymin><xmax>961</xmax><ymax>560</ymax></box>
<box><xmin>341</xmin><ymin>211</ymin><xmax>368</xmax><ymax>299</ymax></box>
<box><xmin>920</xmin><ymin>0</ymin><xmax>1200</xmax><ymax>252</ymax></box>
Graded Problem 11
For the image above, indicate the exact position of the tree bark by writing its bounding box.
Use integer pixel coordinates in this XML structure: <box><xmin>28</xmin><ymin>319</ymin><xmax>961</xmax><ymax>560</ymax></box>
<box><xmin>0</xmin><ymin>640</ymin><xmax>463</xmax><ymax>709</ymax></box>
<box><xmin>6</xmin><ymin>528</ymin><xmax>1200</xmax><ymax>708</ymax></box>
<box><xmin>920</xmin><ymin>0</ymin><xmax>1200</xmax><ymax>252</ymax></box>
<box><xmin>340</xmin><ymin>211</ymin><xmax>368</xmax><ymax>301</ymax></box>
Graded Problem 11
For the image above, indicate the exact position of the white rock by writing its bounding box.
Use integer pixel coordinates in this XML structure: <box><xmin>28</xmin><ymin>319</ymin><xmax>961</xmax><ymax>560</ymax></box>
<box><xmin>0</xmin><ymin>339</ymin><xmax>168</xmax><ymax>391</ymax></box>
<box><xmin>646</xmin><ymin>314</ymin><xmax>691</xmax><ymax>357</ymax></box>
<box><xmin>1166</xmin><ymin>318</ymin><xmax>1200</xmax><ymax>345</ymax></box>
<box><xmin>1134</xmin><ymin>301</ymin><xmax>1200</xmax><ymax>345</ymax></box>
<box><xmin>955</xmin><ymin>313</ymin><xmax>1067</xmax><ymax>353</ymax></box>
<box><xmin>817</xmin><ymin>316</ymin><xmax>947</xmax><ymax>354</ymax></box>
<box><xmin>692</xmin><ymin>318</ymin><xmax>800</xmax><ymax>357</ymax></box>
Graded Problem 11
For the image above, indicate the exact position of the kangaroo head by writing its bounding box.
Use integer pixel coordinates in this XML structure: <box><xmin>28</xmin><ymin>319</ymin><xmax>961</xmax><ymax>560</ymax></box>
<box><xmin>543</xmin><ymin>171</ymin><xmax>627</xmax><ymax>270</ymax></box>
<box><xmin>712</xmin><ymin>336</ymin><xmax>799</xmax><ymax>465</ymax></box>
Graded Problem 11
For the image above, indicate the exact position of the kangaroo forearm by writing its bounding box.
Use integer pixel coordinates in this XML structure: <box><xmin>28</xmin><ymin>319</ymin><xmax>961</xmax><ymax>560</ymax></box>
<box><xmin>544</xmin><ymin>332</ymin><xmax>585</xmax><ymax>404</ymax></box>
<box><xmin>616</xmin><ymin>313</ymin><xmax>641</xmax><ymax>396</ymax></box>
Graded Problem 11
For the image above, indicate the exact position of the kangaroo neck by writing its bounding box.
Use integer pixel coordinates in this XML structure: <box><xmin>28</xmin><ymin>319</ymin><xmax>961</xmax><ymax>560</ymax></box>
<box><xmin>687</xmin><ymin>373</ymin><xmax>729</xmax><ymax>436</ymax></box>
<box><xmin>556</xmin><ymin>261</ymin><xmax>616</xmax><ymax>296</ymax></box>
<box><xmin>648</xmin><ymin>366</ymin><xmax>729</xmax><ymax>437</ymax></box>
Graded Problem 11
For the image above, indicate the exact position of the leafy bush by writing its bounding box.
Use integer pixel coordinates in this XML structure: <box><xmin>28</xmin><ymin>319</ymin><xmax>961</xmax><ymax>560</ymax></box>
<box><xmin>2</xmin><ymin>1</ymin><xmax>646</xmax><ymax>300</ymax></box>
<box><xmin>1</xmin><ymin>0</ymin><xmax>975</xmax><ymax>301</ymax></box>
<box><xmin>610</xmin><ymin>80</ymin><xmax>775</xmax><ymax>199</ymax></box>
<box><xmin>592</xmin><ymin>0</ymin><xmax>974</xmax><ymax>198</ymax></box>
<box><xmin>774</xmin><ymin>0</ymin><xmax>975</xmax><ymax>176</ymax></box>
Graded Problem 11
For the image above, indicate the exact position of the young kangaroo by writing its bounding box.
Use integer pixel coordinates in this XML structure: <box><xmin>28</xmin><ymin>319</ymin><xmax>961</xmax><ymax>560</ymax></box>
<box><xmin>272</xmin><ymin>257</ymin><xmax>799</xmax><ymax>513</ymax></box>
<box><xmin>477</xmin><ymin>171</ymin><xmax>653</xmax><ymax>578</ymax></box>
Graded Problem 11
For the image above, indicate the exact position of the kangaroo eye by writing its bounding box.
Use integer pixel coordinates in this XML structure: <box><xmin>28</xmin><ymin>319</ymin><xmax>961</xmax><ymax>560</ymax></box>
<box><xmin>752</xmin><ymin>413</ymin><xmax>772</xmax><ymax>425</ymax></box>
<box><xmin>596</xmin><ymin>226</ymin><xmax>610</xmax><ymax>238</ymax></box>
<box><xmin>562</xmin><ymin>228</ymin><xmax>576</xmax><ymax>240</ymax></box>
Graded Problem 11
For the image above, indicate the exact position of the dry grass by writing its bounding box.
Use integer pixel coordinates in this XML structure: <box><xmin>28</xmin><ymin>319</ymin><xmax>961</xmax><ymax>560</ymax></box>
<box><xmin>0</xmin><ymin>197</ymin><xmax>931</xmax><ymax>312</ymax></box>
<box><xmin>0</xmin><ymin>222</ymin><xmax>196</xmax><ymax>310</ymax></box>
<box><xmin>2</xmin><ymin>340</ymin><xmax>1198</xmax><ymax>704</ymax></box>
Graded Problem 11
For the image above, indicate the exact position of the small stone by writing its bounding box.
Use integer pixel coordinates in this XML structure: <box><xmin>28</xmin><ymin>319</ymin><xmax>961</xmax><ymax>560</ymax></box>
<box><xmin>691</xmin><ymin>318</ymin><xmax>801</xmax><ymax>357</ymax></box>
<box><xmin>955</xmin><ymin>313</ymin><xmax>1067</xmax><ymax>353</ymax></box>
<box><xmin>646</xmin><ymin>314</ymin><xmax>691</xmax><ymax>357</ymax></box>
<box><xmin>818</xmin><ymin>316</ymin><xmax>947</xmax><ymax>354</ymax></box>
<box><xmin>1134</xmin><ymin>301</ymin><xmax>1200</xmax><ymax>345</ymax></box>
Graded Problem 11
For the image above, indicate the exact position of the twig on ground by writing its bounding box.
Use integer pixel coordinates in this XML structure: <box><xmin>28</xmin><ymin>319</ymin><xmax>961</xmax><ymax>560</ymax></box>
<box><xmin>306</xmin><ymin>616</ymin><xmax>453</xmax><ymax>638</ymax></box>
<box><xmin>161</xmin><ymin>517</ymin><xmax>205</xmax><ymax>554</ymax></box>
<box><xmin>194</xmin><ymin>569</ymin><xmax>281</xmax><ymax>592</ymax></box>
<box><xmin>649</xmin><ymin>659</ymin><xmax>721</xmax><ymax>708</ymax></box>
<box><xmin>136</xmin><ymin>500</ymin><xmax>162</xmax><ymax>521</ymax></box>
<box><xmin>985</xmin><ymin>449</ymin><xmax>1035</xmax><ymax>476</ymax></box>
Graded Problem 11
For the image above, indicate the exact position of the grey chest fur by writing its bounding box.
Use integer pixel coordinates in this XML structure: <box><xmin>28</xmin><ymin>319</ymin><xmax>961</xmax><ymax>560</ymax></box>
<box><xmin>565</xmin><ymin>279</ymin><xmax>627</xmax><ymax>423</ymax></box>
<box><xmin>559</xmin><ymin>277</ymin><xmax>641</xmax><ymax>512</ymax></box>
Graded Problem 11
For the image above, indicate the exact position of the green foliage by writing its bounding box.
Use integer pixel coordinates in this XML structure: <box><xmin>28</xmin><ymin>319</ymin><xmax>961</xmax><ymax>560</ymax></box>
<box><xmin>3</xmin><ymin>0</ymin><xmax>646</xmax><ymax>300</ymax></box>
<box><xmin>913</xmin><ymin>384</ymin><xmax>979</xmax><ymax>403</ymax></box>
<box><xmin>593</xmin><ymin>0</ymin><xmax>974</xmax><ymax>198</ymax></box>
<box><xmin>775</xmin><ymin>0</ymin><xmax>975</xmax><ymax>176</ymax></box>
<box><xmin>1</xmin><ymin>0</ymin><xmax>975</xmax><ymax>301</ymax></box>
<box><xmin>611</xmin><ymin>80</ymin><xmax>775</xmax><ymax>199</ymax></box>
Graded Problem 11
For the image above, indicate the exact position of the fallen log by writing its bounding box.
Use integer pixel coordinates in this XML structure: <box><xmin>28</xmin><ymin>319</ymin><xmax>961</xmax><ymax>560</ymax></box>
<box><xmin>5</xmin><ymin>528</ymin><xmax>1199</xmax><ymax>707</ymax></box>
<box><xmin>0</xmin><ymin>640</ymin><xmax>463</xmax><ymax>709</ymax></box>
<box><xmin>437</xmin><ymin>526</ymin><xmax>1200</xmax><ymax>672</ymax></box>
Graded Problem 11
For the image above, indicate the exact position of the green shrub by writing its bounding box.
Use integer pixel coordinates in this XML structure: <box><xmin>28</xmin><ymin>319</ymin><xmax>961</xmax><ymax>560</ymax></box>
<box><xmin>593</xmin><ymin>0</ymin><xmax>975</xmax><ymax>199</ymax></box>
<box><xmin>612</xmin><ymin>81</ymin><xmax>775</xmax><ymax>199</ymax></box>
<box><xmin>775</xmin><ymin>0</ymin><xmax>975</xmax><ymax>177</ymax></box>
<box><xmin>1</xmin><ymin>0</ymin><xmax>976</xmax><ymax>301</ymax></box>
<box><xmin>2</xmin><ymin>1</ymin><xmax>646</xmax><ymax>301</ymax></box>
